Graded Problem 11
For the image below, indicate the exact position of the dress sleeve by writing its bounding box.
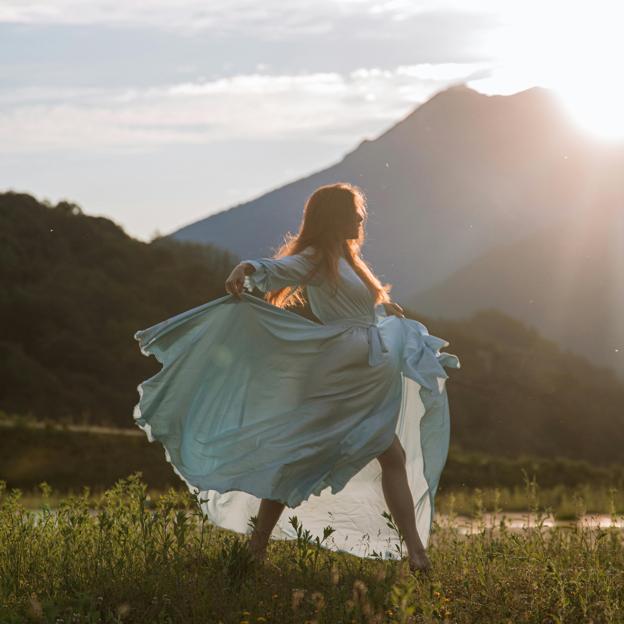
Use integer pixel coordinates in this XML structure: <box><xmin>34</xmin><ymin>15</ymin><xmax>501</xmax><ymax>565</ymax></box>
<box><xmin>241</xmin><ymin>248</ymin><xmax>321</xmax><ymax>293</ymax></box>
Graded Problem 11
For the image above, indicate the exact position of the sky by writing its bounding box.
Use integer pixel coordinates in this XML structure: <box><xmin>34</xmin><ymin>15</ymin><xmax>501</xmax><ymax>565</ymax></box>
<box><xmin>1</xmin><ymin>0</ymin><xmax>623</xmax><ymax>241</ymax></box>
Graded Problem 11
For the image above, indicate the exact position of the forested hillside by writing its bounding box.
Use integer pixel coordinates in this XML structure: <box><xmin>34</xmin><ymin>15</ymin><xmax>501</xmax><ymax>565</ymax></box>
<box><xmin>0</xmin><ymin>192</ymin><xmax>238</xmax><ymax>426</ymax></box>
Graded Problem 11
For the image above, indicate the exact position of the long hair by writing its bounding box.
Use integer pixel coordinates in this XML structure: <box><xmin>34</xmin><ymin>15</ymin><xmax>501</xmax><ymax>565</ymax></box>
<box><xmin>265</xmin><ymin>182</ymin><xmax>392</xmax><ymax>308</ymax></box>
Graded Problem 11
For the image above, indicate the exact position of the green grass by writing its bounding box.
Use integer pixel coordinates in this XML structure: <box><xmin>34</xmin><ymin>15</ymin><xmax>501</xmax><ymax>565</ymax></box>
<box><xmin>436</xmin><ymin>481</ymin><xmax>624</xmax><ymax>521</ymax></box>
<box><xmin>14</xmin><ymin>481</ymin><xmax>624</xmax><ymax>522</ymax></box>
<box><xmin>1</xmin><ymin>473</ymin><xmax>623</xmax><ymax>623</ymax></box>
<box><xmin>2</xmin><ymin>415</ymin><xmax>624</xmax><ymax>520</ymax></box>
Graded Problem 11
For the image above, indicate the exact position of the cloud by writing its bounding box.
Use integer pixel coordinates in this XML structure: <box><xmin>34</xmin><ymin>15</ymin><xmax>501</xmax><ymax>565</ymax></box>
<box><xmin>0</xmin><ymin>62</ymin><xmax>492</xmax><ymax>153</ymax></box>
<box><xmin>0</xmin><ymin>0</ymin><xmax>350</xmax><ymax>34</ymax></box>
<box><xmin>0</xmin><ymin>0</ymin><xmax>495</xmax><ymax>37</ymax></box>
<box><xmin>0</xmin><ymin>2</ymin><xmax>503</xmax><ymax>154</ymax></box>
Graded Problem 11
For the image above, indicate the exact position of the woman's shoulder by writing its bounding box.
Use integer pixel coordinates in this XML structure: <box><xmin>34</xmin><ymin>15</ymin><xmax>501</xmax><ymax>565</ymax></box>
<box><xmin>297</xmin><ymin>246</ymin><xmax>325</xmax><ymax>285</ymax></box>
<box><xmin>300</xmin><ymin>245</ymin><xmax>316</xmax><ymax>256</ymax></box>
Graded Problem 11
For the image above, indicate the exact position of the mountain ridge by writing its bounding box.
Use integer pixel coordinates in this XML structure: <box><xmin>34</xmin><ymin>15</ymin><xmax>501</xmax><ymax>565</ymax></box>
<box><xmin>169</xmin><ymin>84</ymin><xmax>624</xmax><ymax>379</ymax></box>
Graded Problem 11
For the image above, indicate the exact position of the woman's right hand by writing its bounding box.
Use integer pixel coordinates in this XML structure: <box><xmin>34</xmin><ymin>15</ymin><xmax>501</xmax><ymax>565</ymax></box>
<box><xmin>382</xmin><ymin>301</ymin><xmax>405</xmax><ymax>318</ymax></box>
<box><xmin>225</xmin><ymin>263</ymin><xmax>250</xmax><ymax>298</ymax></box>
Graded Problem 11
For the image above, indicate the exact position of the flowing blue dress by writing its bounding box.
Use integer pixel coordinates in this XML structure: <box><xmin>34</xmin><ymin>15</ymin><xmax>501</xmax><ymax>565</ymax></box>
<box><xmin>133</xmin><ymin>248</ymin><xmax>460</xmax><ymax>558</ymax></box>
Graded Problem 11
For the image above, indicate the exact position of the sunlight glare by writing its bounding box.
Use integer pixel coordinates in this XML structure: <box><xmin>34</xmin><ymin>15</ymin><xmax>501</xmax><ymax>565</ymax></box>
<box><xmin>471</xmin><ymin>0</ymin><xmax>624</xmax><ymax>141</ymax></box>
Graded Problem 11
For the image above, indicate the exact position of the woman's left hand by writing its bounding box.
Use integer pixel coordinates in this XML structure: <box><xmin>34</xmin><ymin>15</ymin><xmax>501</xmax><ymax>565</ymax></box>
<box><xmin>382</xmin><ymin>301</ymin><xmax>405</xmax><ymax>318</ymax></box>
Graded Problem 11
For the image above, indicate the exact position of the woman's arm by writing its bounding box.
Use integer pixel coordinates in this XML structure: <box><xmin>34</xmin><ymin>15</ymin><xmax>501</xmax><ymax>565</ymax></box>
<box><xmin>225</xmin><ymin>250</ymin><xmax>318</xmax><ymax>298</ymax></box>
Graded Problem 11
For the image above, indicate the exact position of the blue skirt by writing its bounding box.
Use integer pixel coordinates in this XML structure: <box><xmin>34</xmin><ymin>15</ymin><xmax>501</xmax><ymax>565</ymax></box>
<box><xmin>133</xmin><ymin>293</ymin><xmax>460</xmax><ymax>559</ymax></box>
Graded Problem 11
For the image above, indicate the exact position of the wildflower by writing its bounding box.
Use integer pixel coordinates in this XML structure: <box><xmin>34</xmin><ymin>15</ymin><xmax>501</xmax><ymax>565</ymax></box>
<box><xmin>352</xmin><ymin>579</ymin><xmax>368</xmax><ymax>603</ymax></box>
<box><xmin>116</xmin><ymin>603</ymin><xmax>131</xmax><ymax>618</ymax></box>
<box><xmin>310</xmin><ymin>591</ymin><xmax>325</xmax><ymax>611</ymax></box>
<box><xmin>257</xmin><ymin>618</ymin><xmax>267</xmax><ymax>623</ymax></box>
<box><xmin>27</xmin><ymin>593</ymin><xmax>43</xmax><ymax>620</ymax></box>
<box><xmin>330</xmin><ymin>563</ymin><xmax>341</xmax><ymax>585</ymax></box>
<box><xmin>241</xmin><ymin>611</ymin><xmax>250</xmax><ymax>616</ymax></box>
<box><xmin>292</xmin><ymin>588</ymin><xmax>305</xmax><ymax>611</ymax></box>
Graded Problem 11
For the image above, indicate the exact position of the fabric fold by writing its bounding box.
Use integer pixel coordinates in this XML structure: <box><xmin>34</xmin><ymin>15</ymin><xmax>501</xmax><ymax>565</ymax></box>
<box><xmin>400</xmin><ymin>319</ymin><xmax>461</xmax><ymax>394</ymax></box>
<box><xmin>132</xmin><ymin>292</ymin><xmax>461</xmax><ymax>558</ymax></box>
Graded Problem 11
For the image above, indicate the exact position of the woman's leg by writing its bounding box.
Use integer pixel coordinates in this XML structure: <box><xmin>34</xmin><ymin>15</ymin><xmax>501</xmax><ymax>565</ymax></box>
<box><xmin>248</xmin><ymin>498</ymin><xmax>285</xmax><ymax>559</ymax></box>
<box><xmin>376</xmin><ymin>435</ymin><xmax>430</xmax><ymax>569</ymax></box>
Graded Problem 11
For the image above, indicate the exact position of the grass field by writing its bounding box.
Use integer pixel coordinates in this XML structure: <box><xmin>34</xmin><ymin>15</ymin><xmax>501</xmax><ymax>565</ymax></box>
<box><xmin>2</xmin><ymin>473</ymin><xmax>623</xmax><ymax>624</ymax></box>
<box><xmin>435</xmin><ymin>482</ymin><xmax>624</xmax><ymax>521</ymax></box>
<box><xmin>2</xmin><ymin>414</ymin><xmax>623</xmax><ymax>520</ymax></box>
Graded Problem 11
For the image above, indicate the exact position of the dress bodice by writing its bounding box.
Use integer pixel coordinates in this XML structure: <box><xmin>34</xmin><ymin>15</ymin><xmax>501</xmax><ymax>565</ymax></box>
<box><xmin>242</xmin><ymin>248</ymin><xmax>382</xmax><ymax>326</ymax></box>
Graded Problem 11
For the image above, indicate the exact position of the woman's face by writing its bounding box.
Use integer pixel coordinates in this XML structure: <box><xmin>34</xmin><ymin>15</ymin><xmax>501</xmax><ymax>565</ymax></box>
<box><xmin>344</xmin><ymin>207</ymin><xmax>364</xmax><ymax>239</ymax></box>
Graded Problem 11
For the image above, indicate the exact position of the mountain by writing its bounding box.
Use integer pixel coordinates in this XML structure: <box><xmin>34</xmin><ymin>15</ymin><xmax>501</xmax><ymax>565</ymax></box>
<box><xmin>170</xmin><ymin>84</ymin><xmax>624</xmax><ymax>379</ymax></box>
<box><xmin>1</xmin><ymin>191</ymin><xmax>623</xmax><ymax>462</ymax></box>
<box><xmin>409</xmin><ymin>207</ymin><xmax>624</xmax><ymax>380</ymax></box>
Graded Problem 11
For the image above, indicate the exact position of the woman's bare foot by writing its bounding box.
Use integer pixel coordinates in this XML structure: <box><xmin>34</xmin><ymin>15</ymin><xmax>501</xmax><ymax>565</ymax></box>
<box><xmin>248</xmin><ymin>544</ymin><xmax>267</xmax><ymax>563</ymax></box>
<box><xmin>248</xmin><ymin>530</ymin><xmax>269</xmax><ymax>563</ymax></box>
<box><xmin>247</xmin><ymin>533</ymin><xmax>283</xmax><ymax>573</ymax></box>
<box><xmin>408</xmin><ymin>549</ymin><xmax>432</xmax><ymax>574</ymax></box>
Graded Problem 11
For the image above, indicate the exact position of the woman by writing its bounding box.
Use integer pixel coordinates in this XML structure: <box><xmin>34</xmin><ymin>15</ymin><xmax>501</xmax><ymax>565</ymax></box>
<box><xmin>133</xmin><ymin>182</ymin><xmax>460</xmax><ymax>574</ymax></box>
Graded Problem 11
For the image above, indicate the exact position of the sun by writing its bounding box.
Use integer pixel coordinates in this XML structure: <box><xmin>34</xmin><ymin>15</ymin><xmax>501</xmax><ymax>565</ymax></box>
<box><xmin>552</xmin><ymin>82</ymin><xmax>624</xmax><ymax>142</ymax></box>
<box><xmin>531</xmin><ymin>0</ymin><xmax>624</xmax><ymax>141</ymax></box>
<box><xmin>525</xmin><ymin>0</ymin><xmax>624</xmax><ymax>141</ymax></box>
<box><xmin>470</xmin><ymin>0</ymin><xmax>624</xmax><ymax>142</ymax></box>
